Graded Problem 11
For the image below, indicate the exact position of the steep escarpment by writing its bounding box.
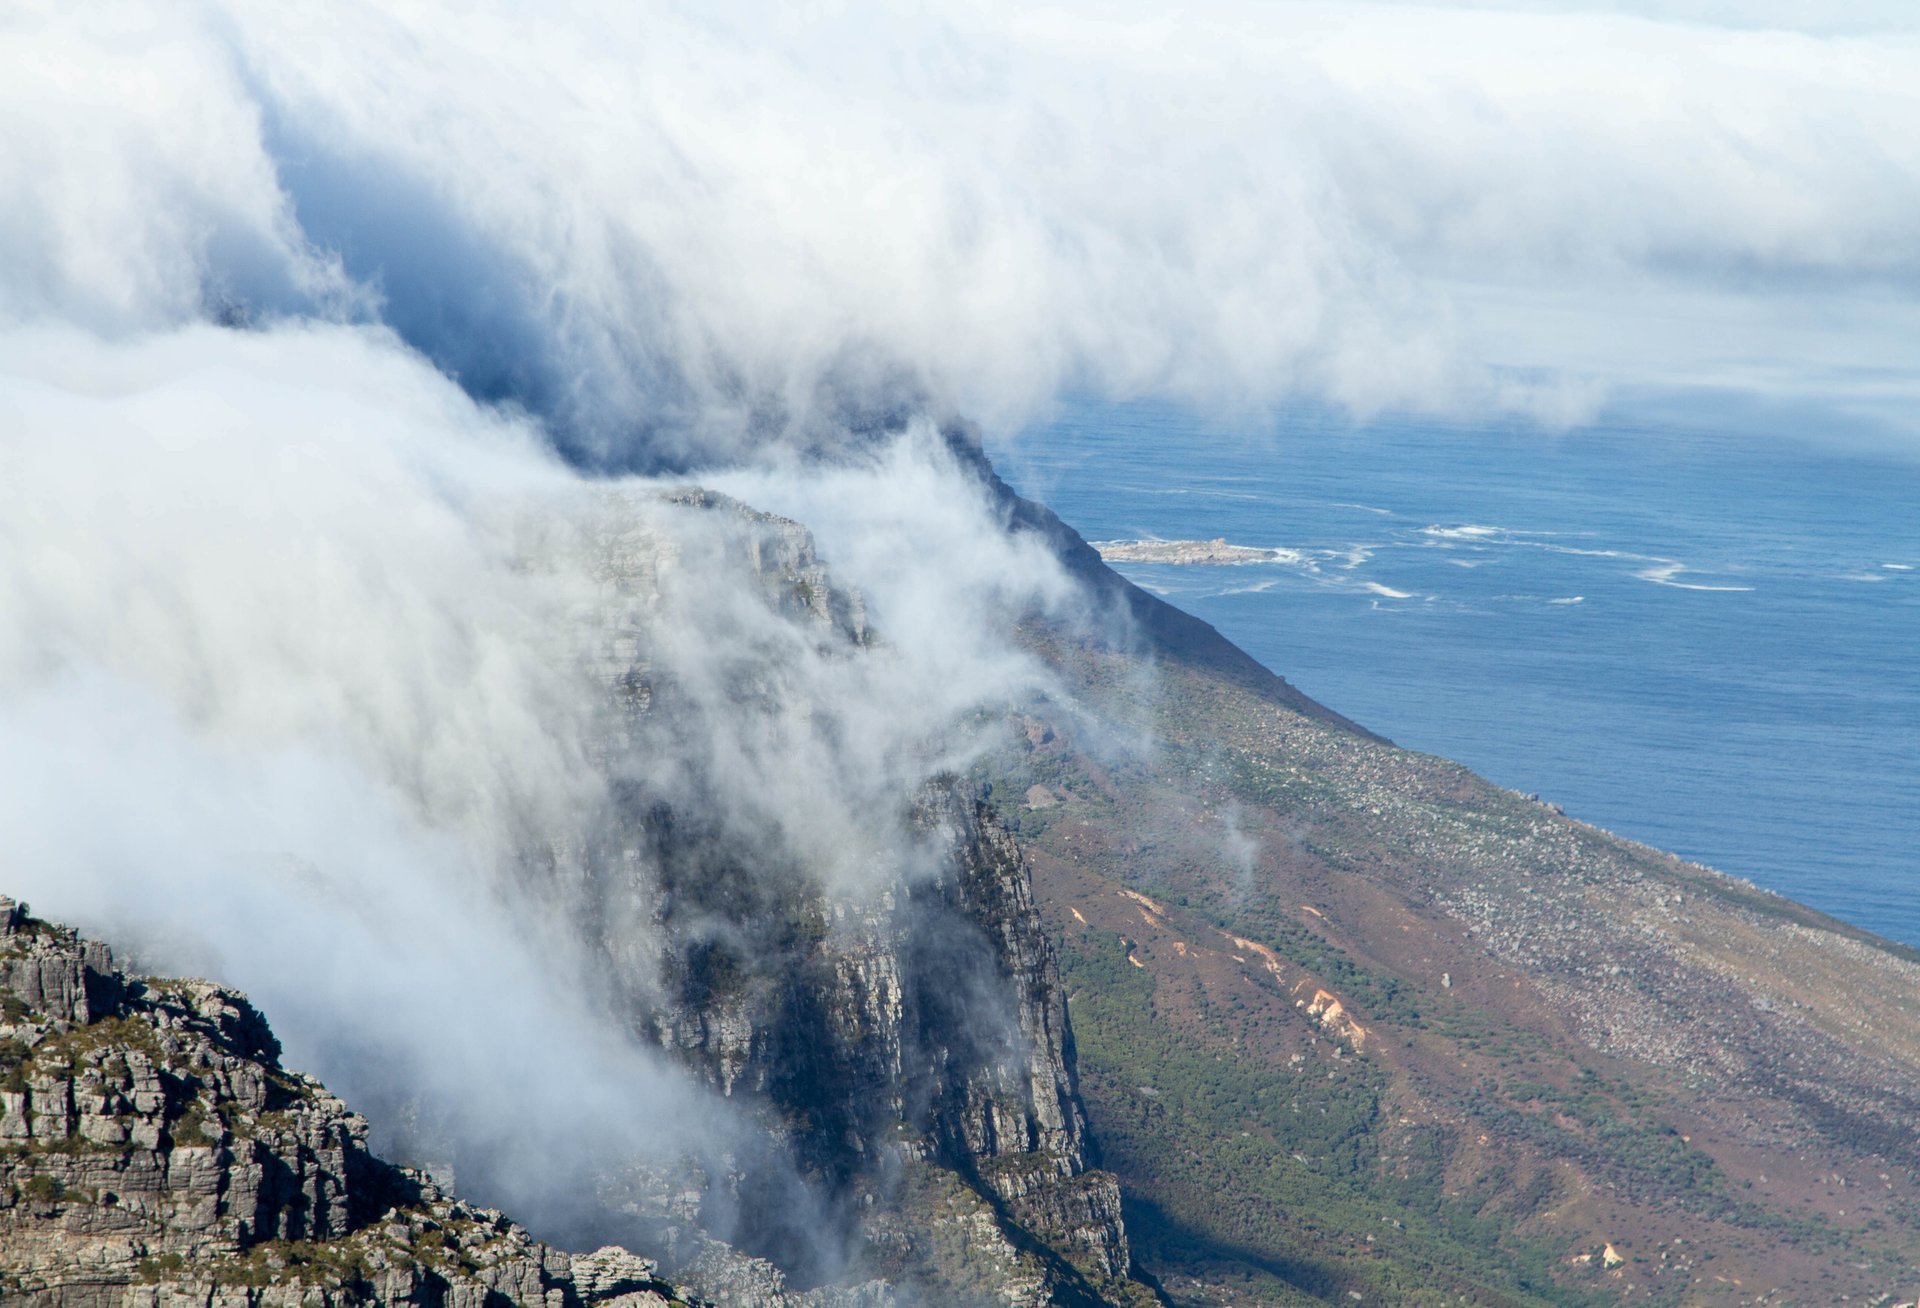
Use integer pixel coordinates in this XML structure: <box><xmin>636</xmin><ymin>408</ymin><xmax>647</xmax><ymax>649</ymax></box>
<box><xmin>600</xmin><ymin>783</ymin><xmax>1140</xmax><ymax>1307</ymax></box>
<box><xmin>0</xmin><ymin>856</ymin><xmax>1132</xmax><ymax>1308</ymax></box>
<box><xmin>557</xmin><ymin>489</ymin><xmax>1144</xmax><ymax>1308</ymax></box>
<box><xmin>897</xmin><ymin>789</ymin><xmax>1133</xmax><ymax>1293</ymax></box>
<box><xmin>0</xmin><ymin>896</ymin><xmax>688</xmax><ymax>1308</ymax></box>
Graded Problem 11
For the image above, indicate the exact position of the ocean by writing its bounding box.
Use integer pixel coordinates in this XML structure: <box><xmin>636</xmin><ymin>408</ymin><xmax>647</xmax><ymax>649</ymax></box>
<box><xmin>990</xmin><ymin>402</ymin><xmax>1920</xmax><ymax>949</ymax></box>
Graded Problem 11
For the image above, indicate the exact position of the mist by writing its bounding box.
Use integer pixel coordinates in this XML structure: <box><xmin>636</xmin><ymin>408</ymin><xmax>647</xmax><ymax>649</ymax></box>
<box><xmin>0</xmin><ymin>319</ymin><xmax>1088</xmax><ymax>1270</ymax></box>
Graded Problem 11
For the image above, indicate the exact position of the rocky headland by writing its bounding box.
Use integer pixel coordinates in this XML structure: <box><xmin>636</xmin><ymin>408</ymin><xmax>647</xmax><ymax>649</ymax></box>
<box><xmin>1091</xmin><ymin>539</ymin><xmax>1295</xmax><ymax>566</ymax></box>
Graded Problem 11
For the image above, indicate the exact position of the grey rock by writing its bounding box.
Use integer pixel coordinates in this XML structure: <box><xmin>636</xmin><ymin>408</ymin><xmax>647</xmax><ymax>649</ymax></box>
<box><xmin>558</xmin><ymin>493</ymin><xmax>1141</xmax><ymax>1306</ymax></box>
<box><xmin>0</xmin><ymin>898</ymin><xmax>692</xmax><ymax>1308</ymax></box>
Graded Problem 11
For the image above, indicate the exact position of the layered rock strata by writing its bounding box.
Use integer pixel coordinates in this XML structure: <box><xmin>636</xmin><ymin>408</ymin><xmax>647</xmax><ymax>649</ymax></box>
<box><xmin>0</xmin><ymin>897</ymin><xmax>688</xmax><ymax>1308</ymax></box>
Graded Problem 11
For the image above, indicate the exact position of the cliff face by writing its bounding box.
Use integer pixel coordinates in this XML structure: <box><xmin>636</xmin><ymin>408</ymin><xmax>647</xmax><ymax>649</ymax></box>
<box><xmin>0</xmin><ymin>812</ymin><xmax>1133</xmax><ymax>1308</ymax></box>
<box><xmin>0</xmin><ymin>488</ymin><xmax>1147</xmax><ymax>1308</ymax></box>
<box><xmin>566</xmin><ymin>492</ymin><xmax>1140</xmax><ymax>1305</ymax></box>
<box><xmin>0</xmin><ymin>897</ymin><xmax>688</xmax><ymax>1308</ymax></box>
<box><xmin>617</xmin><ymin>788</ymin><xmax>1138</xmax><ymax>1307</ymax></box>
<box><xmin>905</xmin><ymin>793</ymin><xmax>1133</xmax><ymax>1290</ymax></box>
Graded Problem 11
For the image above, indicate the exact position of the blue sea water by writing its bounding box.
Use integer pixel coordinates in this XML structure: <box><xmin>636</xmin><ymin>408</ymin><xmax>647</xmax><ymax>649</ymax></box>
<box><xmin>990</xmin><ymin>402</ymin><xmax>1920</xmax><ymax>949</ymax></box>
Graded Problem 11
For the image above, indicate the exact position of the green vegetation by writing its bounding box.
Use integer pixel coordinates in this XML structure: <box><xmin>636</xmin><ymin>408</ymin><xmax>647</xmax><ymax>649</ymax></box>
<box><xmin>170</xmin><ymin>1095</ymin><xmax>213</xmax><ymax>1146</ymax></box>
<box><xmin>994</xmin><ymin>621</ymin><xmax>1920</xmax><ymax>1302</ymax></box>
<box><xmin>21</xmin><ymin>1173</ymin><xmax>67</xmax><ymax>1203</ymax></box>
<box><xmin>137</xmin><ymin>1239</ymin><xmax>376</xmax><ymax>1290</ymax></box>
<box><xmin>1152</xmin><ymin>884</ymin><xmax>1433</xmax><ymax>1029</ymax></box>
<box><xmin>27</xmin><ymin>1014</ymin><xmax>168</xmax><ymax>1070</ymax></box>
<box><xmin>1059</xmin><ymin>927</ymin><xmax>1608</xmax><ymax>1307</ymax></box>
<box><xmin>0</xmin><ymin>1036</ymin><xmax>29</xmax><ymax>1092</ymax></box>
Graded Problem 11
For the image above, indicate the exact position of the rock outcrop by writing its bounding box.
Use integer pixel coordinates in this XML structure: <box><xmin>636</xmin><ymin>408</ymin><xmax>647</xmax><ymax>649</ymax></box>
<box><xmin>1090</xmin><ymin>538</ymin><xmax>1290</xmax><ymax>566</ymax></box>
<box><xmin>513</xmin><ymin>490</ymin><xmax>1143</xmax><ymax>1305</ymax></box>
<box><xmin>0</xmin><ymin>897</ymin><xmax>690</xmax><ymax>1308</ymax></box>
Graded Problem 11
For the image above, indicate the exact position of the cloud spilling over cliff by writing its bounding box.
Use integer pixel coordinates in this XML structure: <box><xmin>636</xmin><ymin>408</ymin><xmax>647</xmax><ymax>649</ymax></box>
<box><xmin>0</xmin><ymin>327</ymin><xmax>682</xmax><ymax>1217</ymax></box>
<box><xmin>0</xmin><ymin>325</ymin><xmax>1074</xmax><ymax>1278</ymax></box>
<box><xmin>3</xmin><ymin>0</ymin><xmax>1919</xmax><ymax>1274</ymax></box>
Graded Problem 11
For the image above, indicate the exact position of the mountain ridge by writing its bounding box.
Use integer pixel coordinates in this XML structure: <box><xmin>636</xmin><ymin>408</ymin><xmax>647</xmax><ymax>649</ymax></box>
<box><xmin>956</xmin><ymin>449</ymin><xmax>1920</xmax><ymax>1305</ymax></box>
<box><xmin>938</xmin><ymin>424</ymin><xmax>1385</xmax><ymax>746</ymax></box>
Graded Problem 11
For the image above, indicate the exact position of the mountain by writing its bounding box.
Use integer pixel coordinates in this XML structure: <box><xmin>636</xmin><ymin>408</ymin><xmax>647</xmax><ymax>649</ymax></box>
<box><xmin>5</xmin><ymin>450</ymin><xmax>1917</xmax><ymax>1308</ymax></box>
<box><xmin>965</xmin><ymin>446</ymin><xmax>1920</xmax><ymax>1305</ymax></box>
<box><xmin>0</xmin><ymin>486</ymin><xmax>1154</xmax><ymax>1308</ymax></box>
<box><xmin>526</xmin><ymin>488</ymin><xmax>1154</xmax><ymax>1306</ymax></box>
<box><xmin>0</xmin><ymin>792</ymin><xmax>1142</xmax><ymax>1308</ymax></box>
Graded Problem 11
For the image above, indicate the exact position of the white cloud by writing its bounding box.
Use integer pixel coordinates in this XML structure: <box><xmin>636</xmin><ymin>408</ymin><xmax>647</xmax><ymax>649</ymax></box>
<box><xmin>0</xmin><ymin>5</ymin><xmax>345</xmax><ymax>331</ymax></box>
<box><xmin>0</xmin><ymin>322</ymin><xmax>736</xmax><ymax>1230</ymax></box>
<box><xmin>7</xmin><ymin>1</ymin><xmax>1916</xmax><ymax>450</ymax></box>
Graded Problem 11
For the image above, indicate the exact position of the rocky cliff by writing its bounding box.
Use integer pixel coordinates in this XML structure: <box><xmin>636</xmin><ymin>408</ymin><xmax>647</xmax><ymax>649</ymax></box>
<box><xmin>559</xmin><ymin>491</ymin><xmax>1143</xmax><ymax>1305</ymax></box>
<box><xmin>0</xmin><ymin>896</ymin><xmax>690</xmax><ymax>1308</ymax></box>
<box><xmin>0</xmin><ymin>490</ymin><xmax>1150</xmax><ymax>1308</ymax></box>
<box><xmin>0</xmin><ymin>808</ymin><xmax>1136</xmax><ymax>1308</ymax></box>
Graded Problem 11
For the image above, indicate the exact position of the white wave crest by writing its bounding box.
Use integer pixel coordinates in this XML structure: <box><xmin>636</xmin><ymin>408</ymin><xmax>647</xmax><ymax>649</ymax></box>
<box><xmin>1633</xmin><ymin>561</ymin><xmax>1754</xmax><ymax>592</ymax></box>
<box><xmin>1422</xmin><ymin>523</ymin><xmax>1506</xmax><ymax>541</ymax></box>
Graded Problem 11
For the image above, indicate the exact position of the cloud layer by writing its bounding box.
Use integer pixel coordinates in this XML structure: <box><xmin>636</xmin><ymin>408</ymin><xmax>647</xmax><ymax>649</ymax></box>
<box><xmin>10</xmin><ymin>0</ymin><xmax>1915</xmax><ymax>459</ymax></box>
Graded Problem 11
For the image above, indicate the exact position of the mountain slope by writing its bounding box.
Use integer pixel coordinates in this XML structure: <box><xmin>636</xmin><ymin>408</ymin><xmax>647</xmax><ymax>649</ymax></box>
<box><xmin>539</xmin><ymin>489</ymin><xmax>1155</xmax><ymax>1307</ymax></box>
<box><xmin>967</xmin><ymin>451</ymin><xmax>1920</xmax><ymax>1306</ymax></box>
